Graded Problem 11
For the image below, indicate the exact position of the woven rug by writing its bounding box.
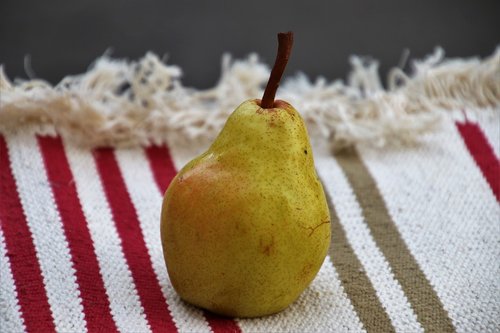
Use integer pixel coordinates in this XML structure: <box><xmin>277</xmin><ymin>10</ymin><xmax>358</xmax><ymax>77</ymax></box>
<box><xmin>0</xmin><ymin>49</ymin><xmax>499</xmax><ymax>333</ymax></box>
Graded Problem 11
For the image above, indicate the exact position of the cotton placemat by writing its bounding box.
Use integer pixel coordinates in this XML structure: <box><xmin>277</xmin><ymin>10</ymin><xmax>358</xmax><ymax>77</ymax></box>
<box><xmin>1</xmin><ymin>48</ymin><xmax>499</xmax><ymax>333</ymax></box>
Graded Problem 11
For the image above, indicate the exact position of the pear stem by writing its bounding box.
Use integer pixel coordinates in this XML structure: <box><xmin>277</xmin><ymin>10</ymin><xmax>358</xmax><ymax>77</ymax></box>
<box><xmin>261</xmin><ymin>32</ymin><xmax>294</xmax><ymax>108</ymax></box>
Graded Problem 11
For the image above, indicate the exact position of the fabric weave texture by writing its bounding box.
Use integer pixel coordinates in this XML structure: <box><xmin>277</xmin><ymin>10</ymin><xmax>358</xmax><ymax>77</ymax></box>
<box><xmin>1</xmin><ymin>110</ymin><xmax>498</xmax><ymax>332</ymax></box>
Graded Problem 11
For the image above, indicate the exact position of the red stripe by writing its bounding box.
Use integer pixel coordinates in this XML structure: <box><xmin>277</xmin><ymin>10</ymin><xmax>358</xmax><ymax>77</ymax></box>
<box><xmin>37</xmin><ymin>136</ymin><xmax>119</xmax><ymax>333</ymax></box>
<box><xmin>203</xmin><ymin>312</ymin><xmax>243</xmax><ymax>333</ymax></box>
<box><xmin>145</xmin><ymin>145</ymin><xmax>177</xmax><ymax>195</ymax></box>
<box><xmin>456</xmin><ymin>121</ymin><xmax>500</xmax><ymax>202</ymax></box>
<box><xmin>145</xmin><ymin>145</ymin><xmax>242</xmax><ymax>333</ymax></box>
<box><xmin>0</xmin><ymin>135</ymin><xmax>56</xmax><ymax>332</ymax></box>
<box><xmin>93</xmin><ymin>147</ymin><xmax>177</xmax><ymax>333</ymax></box>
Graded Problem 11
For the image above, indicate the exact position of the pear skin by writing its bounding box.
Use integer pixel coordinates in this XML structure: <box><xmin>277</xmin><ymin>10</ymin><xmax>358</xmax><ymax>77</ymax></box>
<box><xmin>161</xmin><ymin>99</ymin><xmax>331</xmax><ymax>317</ymax></box>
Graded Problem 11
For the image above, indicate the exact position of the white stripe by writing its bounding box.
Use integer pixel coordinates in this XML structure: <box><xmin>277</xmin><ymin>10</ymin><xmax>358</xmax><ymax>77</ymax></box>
<box><xmin>358</xmin><ymin>117</ymin><xmax>500</xmax><ymax>332</ymax></box>
<box><xmin>166</xmin><ymin>136</ymin><xmax>210</xmax><ymax>171</ymax></box>
<box><xmin>237</xmin><ymin>255</ymin><xmax>365</xmax><ymax>333</ymax></box>
<box><xmin>6</xmin><ymin>131</ymin><xmax>87</xmax><ymax>333</ymax></box>
<box><xmin>0</xmin><ymin>230</ymin><xmax>26</xmax><ymax>333</ymax></box>
<box><xmin>475</xmin><ymin>108</ymin><xmax>500</xmax><ymax>159</ymax></box>
<box><xmin>63</xmin><ymin>143</ymin><xmax>152</xmax><ymax>333</ymax></box>
<box><xmin>114</xmin><ymin>148</ymin><xmax>212</xmax><ymax>333</ymax></box>
<box><xmin>315</xmin><ymin>141</ymin><xmax>424</xmax><ymax>333</ymax></box>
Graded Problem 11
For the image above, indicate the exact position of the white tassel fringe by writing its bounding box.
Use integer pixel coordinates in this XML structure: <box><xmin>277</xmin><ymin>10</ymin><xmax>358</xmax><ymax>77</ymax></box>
<box><xmin>0</xmin><ymin>48</ymin><xmax>498</xmax><ymax>149</ymax></box>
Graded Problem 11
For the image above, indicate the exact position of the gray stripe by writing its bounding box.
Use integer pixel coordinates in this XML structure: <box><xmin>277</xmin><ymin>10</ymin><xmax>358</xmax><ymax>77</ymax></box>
<box><xmin>335</xmin><ymin>149</ymin><xmax>455</xmax><ymax>333</ymax></box>
<box><xmin>322</xmin><ymin>176</ymin><xmax>396</xmax><ymax>333</ymax></box>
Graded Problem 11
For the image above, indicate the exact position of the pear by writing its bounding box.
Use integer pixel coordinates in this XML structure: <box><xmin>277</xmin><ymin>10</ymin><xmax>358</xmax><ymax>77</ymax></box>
<box><xmin>161</xmin><ymin>32</ymin><xmax>331</xmax><ymax>318</ymax></box>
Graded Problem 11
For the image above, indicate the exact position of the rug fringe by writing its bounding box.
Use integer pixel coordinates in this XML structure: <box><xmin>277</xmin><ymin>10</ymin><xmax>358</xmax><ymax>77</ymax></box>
<box><xmin>1</xmin><ymin>48</ymin><xmax>498</xmax><ymax>148</ymax></box>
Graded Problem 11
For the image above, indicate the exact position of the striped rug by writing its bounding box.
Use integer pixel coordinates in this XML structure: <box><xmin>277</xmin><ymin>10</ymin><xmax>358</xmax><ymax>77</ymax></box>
<box><xmin>1</xmin><ymin>110</ymin><xmax>498</xmax><ymax>333</ymax></box>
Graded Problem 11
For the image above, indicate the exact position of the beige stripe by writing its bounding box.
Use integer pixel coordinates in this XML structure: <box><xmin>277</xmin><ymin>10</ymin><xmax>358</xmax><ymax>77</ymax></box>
<box><xmin>322</xmin><ymin>178</ymin><xmax>395</xmax><ymax>333</ymax></box>
<box><xmin>335</xmin><ymin>149</ymin><xmax>455</xmax><ymax>333</ymax></box>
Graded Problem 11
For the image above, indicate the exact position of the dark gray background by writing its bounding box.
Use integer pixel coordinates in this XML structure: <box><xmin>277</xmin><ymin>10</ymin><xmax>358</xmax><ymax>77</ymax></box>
<box><xmin>1</xmin><ymin>0</ymin><xmax>499</xmax><ymax>88</ymax></box>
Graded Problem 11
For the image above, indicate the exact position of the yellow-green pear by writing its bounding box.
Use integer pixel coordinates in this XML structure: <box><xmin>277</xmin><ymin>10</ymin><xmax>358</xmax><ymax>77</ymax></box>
<box><xmin>161</xmin><ymin>32</ymin><xmax>331</xmax><ymax>318</ymax></box>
